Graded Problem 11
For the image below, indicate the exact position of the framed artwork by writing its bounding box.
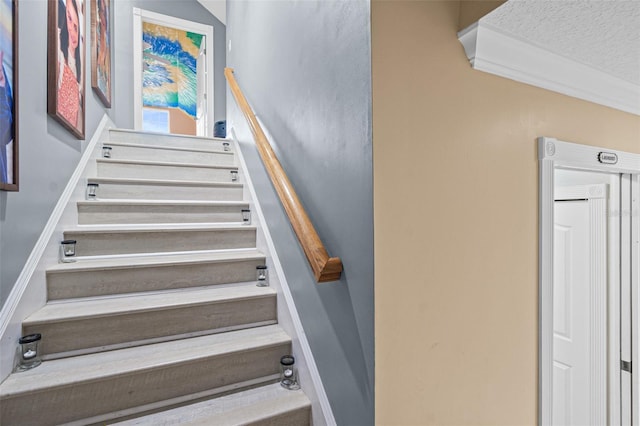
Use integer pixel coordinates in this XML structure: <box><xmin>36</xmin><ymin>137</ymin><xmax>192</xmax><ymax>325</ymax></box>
<box><xmin>0</xmin><ymin>0</ymin><xmax>18</xmax><ymax>191</ymax></box>
<box><xmin>91</xmin><ymin>0</ymin><xmax>110</xmax><ymax>108</ymax></box>
<box><xmin>48</xmin><ymin>0</ymin><xmax>86</xmax><ymax>139</ymax></box>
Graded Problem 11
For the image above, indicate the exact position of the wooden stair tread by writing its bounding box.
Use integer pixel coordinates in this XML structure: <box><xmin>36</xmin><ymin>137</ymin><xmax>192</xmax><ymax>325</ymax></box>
<box><xmin>24</xmin><ymin>284</ymin><xmax>275</xmax><ymax>324</ymax></box>
<box><xmin>104</xmin><ymin>141</ymin><xmax>233</xmax><ymax>155</ymax></box>
<box><xmin>97</xmin><ymin>158</ymin><xmax>238</xmax><ymax>170</ymax></box>
<box><xmin>88</xmin><ymin>176</ymin><xmax>242</xmax><ymax>188</ymax></box>
<box><xmin>64</xmin><ymin>224</ymin><xmax>257</xmax><ymax>233</ymax></box>
<box><xmin>46</xmin><ymin>249</ymin><xmax>266</xmax><ymax>273</ymax></box>
<box><xmin>109</xmin><ymin>128</ymin><xmax>228</xmax><ymax>144</ymax></box>
<box><xmin>0</xmin><ymin>325</ymin><xmax>289</xmax><ymax>397</ymax></box>
<box><xmin>77</xmin><ymin>199</ymin><xmax>249</xmax><ymax>207</ymax></box>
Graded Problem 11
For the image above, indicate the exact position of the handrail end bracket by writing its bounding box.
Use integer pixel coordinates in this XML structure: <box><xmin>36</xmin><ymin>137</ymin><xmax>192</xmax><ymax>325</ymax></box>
<box><xmin>316</xmin><ymin>257</ymin><xmax>343</xmax><ymax>283</ymax></box>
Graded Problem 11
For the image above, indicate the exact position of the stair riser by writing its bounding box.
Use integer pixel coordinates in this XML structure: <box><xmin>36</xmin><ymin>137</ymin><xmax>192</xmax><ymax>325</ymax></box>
<box><xmin>88</xmin><ymin>182</ymin><xmax>243</xmax><ymax>201</ymax></box>
<box><xmin>104</xmin><ymin>145</ymin><xmax>235</xmax><ymax>166</ymax></box>
<box><xmin>47</xmin><ymin>259</ymin><xmax>266</xmax><ymax>300</ymax></box>
<box><xmin>0</xmin><ymin>344</ymin><xmax>290</xmax><ymax>426</ymax></box>
<box><xmin>116</xmin><ymin>398</ymin><xmax>311</xmax><ymax>426</ymax></box>
<box><xmin>23</xmin><ymin>296</ymin><xmax>277</xmax><ymax>356</ymax></box>
<box><xmin>78</xmin><ymin>204</ymin><xmax>248</xmax><ymax>225</ymax></box>
<box><xmin>111</xmin><ymin>382</ymin><xmax>312</xmax><ymax>426</ymax></box>
<box><xmin>64</xmin><ymin>229</ymin><xmax>256</xmax><ymax>256</ymax></box>
<box><xmin>97</xmin><ymin>161</ymin><xmax>238</xmax><ymax>182</ymax></box>
<box><xmin>108</xmin><ymin>131</ymin><xmax>230</xmax><ymax>151</ymax></box>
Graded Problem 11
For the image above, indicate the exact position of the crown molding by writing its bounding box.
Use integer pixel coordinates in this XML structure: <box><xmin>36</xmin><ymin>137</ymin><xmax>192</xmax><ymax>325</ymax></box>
<box><xmin>458</xmin><ymin>22</ymin><xmax>640</xmax><ymax>116</ymax></box>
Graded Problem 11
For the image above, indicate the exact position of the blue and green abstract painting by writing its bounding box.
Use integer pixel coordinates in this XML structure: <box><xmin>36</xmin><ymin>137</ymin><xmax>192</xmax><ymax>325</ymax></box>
<box><xmin>142</xmin><ymin>23</ymin><xmax>203</xmax><ymax>118</ymax></box>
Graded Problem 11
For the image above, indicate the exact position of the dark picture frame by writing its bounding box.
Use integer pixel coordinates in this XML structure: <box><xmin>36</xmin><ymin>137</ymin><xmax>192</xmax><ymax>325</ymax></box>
<box><xmin>0</xmin><ymin>0</ymin><xmax>18</xmax><ymax>191</ymax></box>
<box><xmin>91</xmin><ymin>0</ymin><xmax>110</xmax><ymax>108</ymax></box>
<box><xmin>48</xmin><ymin>0</ymin><xmax>86</xmax><ymax>139</ymax></box>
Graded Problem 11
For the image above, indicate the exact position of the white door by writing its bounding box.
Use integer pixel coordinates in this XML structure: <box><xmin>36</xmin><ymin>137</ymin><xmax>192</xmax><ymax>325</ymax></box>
<box><xmin>624</xmin><ymin>174</ymin><xmax>637</xmax><ymax>426</ymax></box>
<box><xmin>553</xmin><ymin>200</ymin><xmax>591</xmax><ymax>426</ymax></box>
<box><xmin>538</xmin><ymin>140</ymin><xmax>639</xmax><ymax>425</ymax></box>
<box><xmin>195</xmin><ymin>39</ymin><xmax>207</xmax><ymax>136</ymax></box>
<box><xmin>552</xmin><ymin>184</ymin><xmax>609</xmax><ymax>425</ymax></box>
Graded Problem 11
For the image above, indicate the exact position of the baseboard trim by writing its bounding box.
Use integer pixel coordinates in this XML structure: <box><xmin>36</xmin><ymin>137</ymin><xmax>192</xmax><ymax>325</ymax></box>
<box><xmin>0</xmin><ymin>114</ymin><xmax>111</xmax><ymax>382</ymax></box>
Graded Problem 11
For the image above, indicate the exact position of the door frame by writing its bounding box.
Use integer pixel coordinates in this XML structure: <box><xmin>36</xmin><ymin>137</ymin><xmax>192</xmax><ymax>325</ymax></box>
<box><xmin>132</xmin><ymin>8</ymin><xmax>215</xmax><ymax>136</ymax></box>
<box><xmin>539</xmin><ymin>137</ymin><xmax>640</xmax><ymax>425</ymax></box>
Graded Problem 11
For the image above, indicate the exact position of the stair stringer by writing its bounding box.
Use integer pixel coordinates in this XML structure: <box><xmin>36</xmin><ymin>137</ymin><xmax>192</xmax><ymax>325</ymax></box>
<box><xmin>0</xmin><ymin>115</ymin><xmax>114</xmax><ymax>382</ymax></box>
<box><xmin>231</xmin><ymin>128</ymin><xmax>337</xmax><ymax>426</ymax></box>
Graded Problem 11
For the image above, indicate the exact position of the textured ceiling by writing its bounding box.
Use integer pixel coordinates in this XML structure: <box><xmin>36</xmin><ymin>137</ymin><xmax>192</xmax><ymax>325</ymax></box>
<box><xmin>482</xmin><ymin>0</ymin><xmax>640</xmax><ymax>85</ymax></box>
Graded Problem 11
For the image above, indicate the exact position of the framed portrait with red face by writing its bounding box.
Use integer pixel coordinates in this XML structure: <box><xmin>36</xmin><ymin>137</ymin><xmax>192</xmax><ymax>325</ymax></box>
<box><xmin>48</xmin><ymin>0</ymin><xmax>86</xmax><ymax>139</ymax></box>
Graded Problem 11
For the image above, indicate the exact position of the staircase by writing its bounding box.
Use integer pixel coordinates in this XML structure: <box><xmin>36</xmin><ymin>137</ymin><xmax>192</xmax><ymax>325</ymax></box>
<box><xmin>0</xmin><ymin>129</ymin><xmax>312</xmax><ymax>425</ymax></box>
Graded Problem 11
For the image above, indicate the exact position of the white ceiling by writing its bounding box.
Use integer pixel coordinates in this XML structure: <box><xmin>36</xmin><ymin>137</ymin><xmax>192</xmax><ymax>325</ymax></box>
<box><xmin>482</xmin><ymin>0</ymin><xmax>640</xmax><ymax>86</ymax></box>
<box><xmin>198</xmin><ymin>0</ymin><xmax>226</xmax><ymax>25</ymax></box>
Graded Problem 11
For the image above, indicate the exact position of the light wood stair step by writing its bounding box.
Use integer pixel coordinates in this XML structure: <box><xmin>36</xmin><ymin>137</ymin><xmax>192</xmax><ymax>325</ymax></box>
<box><xmin>63</xmin><ymin>224</ymin><xmax>257</xmax><ymax>256</ymax></box>
<box><xmin>23</xmin><ymin>284</ymin><xmax>277</xmax><ymax>357</ymax></box>
<box><xmin>77</xmin><ymin>200</ymin><xmax>250</xmax><ymax>225</ymax></box>
<box><xmin>97</xmin><ymin>158</ymin><xmax>239</xmax><ymax>182</ymax></box>
<box><xmin>113</xmin><ymin>383</ymin><xmax>311</xmax><ymax>426</ymax></box>
<box><xmin>108</xmin><ymin>129</ymin><xmax>231</xmax><ymax>151</ymax></box>
<box><xmin>46</xmin><ymin>249</ymin><xmax>267</xmax><ymax>300</ymax></box>
<box><xmin>0</xmin><ymin>326</ymin><xmax>291</xmax><ymax>426</ymax></box>
<box><xmin>102</xmin><ymin>141</ymin><xmax>235</xmax><ymax>166</ymax></box>
<box><xmin>86</xmin><ymin>177</ymin><xmax>243</xmax><ymax>201</ymax></box>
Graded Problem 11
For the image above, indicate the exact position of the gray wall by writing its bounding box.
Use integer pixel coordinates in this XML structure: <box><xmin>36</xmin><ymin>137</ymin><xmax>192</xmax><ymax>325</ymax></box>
<box><xmin>113</xmin><ymin>0</ymin><xmax>227</xmax><ymax>128</ymax></box>
<box><xmin>227</xmin><ymin>1</ymin><xmax>374</xmax><ymax>424</ymax></box>
<box><xmin>0</xmin><ymin>0</ymin><xmax>110</xmax><ymax>305</ymax></box>
<box><xmin>0</xmin><ymin>0</ymin><xmax>225</xmax><ymax>307</ymax></box>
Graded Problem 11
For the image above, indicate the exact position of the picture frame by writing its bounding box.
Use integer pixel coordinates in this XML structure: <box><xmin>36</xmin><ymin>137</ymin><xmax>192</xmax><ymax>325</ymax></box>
<box><xmin>91</xmin><ymin>0</ymin><xmax>110</xmax><ymax>108</ymax></box>
<box><xmin>0</xmin><ymin>0</ymin><xmax>18</xmax><ymax>191</ymax></box>
<box><xmin>48</xmin><ymin>0</ymin><xmax>86</xmax><ymax>140</ymax></box>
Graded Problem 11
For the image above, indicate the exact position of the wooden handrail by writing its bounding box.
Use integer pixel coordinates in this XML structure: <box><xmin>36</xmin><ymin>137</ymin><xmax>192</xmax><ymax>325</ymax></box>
<box><xmin>225</xmin><ymin>68</ymin><xmax>343</xmax><ymax>283</ymax></box>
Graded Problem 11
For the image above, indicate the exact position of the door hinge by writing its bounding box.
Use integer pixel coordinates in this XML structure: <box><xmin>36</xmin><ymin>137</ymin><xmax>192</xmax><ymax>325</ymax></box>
<box><xmin>621</xmin><ymin>360</ymin><xmax>632</xmax><ymax>373</ymax></box>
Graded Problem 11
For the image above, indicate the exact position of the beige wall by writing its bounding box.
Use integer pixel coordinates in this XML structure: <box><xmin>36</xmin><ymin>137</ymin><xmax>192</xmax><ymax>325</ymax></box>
<box><xmin>372</xmin><ymin>1</ymin><xmax>640</xmax><ymax>425</ymax></box>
